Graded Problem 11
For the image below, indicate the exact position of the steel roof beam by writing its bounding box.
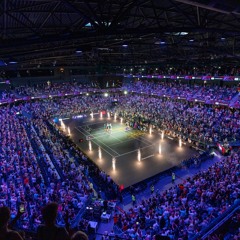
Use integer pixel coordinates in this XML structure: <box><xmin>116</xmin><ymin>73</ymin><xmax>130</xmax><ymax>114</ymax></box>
<box><xmin>61</xmin><ymin>0</ymin><xmax>100</xmax><ymax>29</ymax></box>
<box><xmin>1</xmin><ymin>26</ymin><xmax>240</xmax><ymax>48</ymax></box>
<box><xmin>174</xmin><ymin>0</ymin><xmax>236</xmax><ymax>14</ymax></box>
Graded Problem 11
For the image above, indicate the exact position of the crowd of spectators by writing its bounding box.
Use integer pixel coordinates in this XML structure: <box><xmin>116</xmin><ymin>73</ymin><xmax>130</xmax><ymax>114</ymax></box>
<box><xmin>0</xmin><ymin>202</ymin><xmax>89</xmax><ymax>240</ymax></box>
<box><xmin>0</xmin><ymin>89</ymin><xmax>14</xmax><ymax>100</ymax></box>
<box><xmin>122</xmin><ymin>80</ymin><xmax>239</xmax><ymax>105</ymax></box>
<box><xmin>5</xmin><ymin>87</ymin><xmax>239</xmax><ymax>147</ymax></box>
<box><xmin>194</xmin><ymin>85</ymin><xmax>238</xmax><ymax>104</ymax></box>
<box><xmin>111</xmin><ymin>150</ymin><xmax>240</xmax><ymax>239</ymax></box>
<box><xmin>123</xmin><ymin>81</ymin><xmax>201</xmax><ymax>100</ymax></box>
<box><xmin>1</xmin><ymin>80</ymin><xmax>239</xmax><ymax>109</ymax></box>
<box><xmin>0</xmin><ymin>80</ymin><xmax>240</xmax><ymax>239</ymax></box>
<box><xmin>25</xmin><ymin>94</ymin><xmax>113</xmax><ymax>119</ymax></box>
<box><xmin>0</xmin><ymin>94</ymin><xmax>121</xmax><ymax>236</ymax></box>
<box><xmin>116</xmin><ymin>94</ymin><xmax>240</xmax><ymax>146</ymax></box>
<box><xmin>232</xmin><ymin>94</ymin><xmax>240</xmax><ymax>109</ymax></box>
<box><xmin>18</xmin><ymin>92</ymin><xmax>239</xmax><ymax>147</ymax></box>
<box><xmin>125</xmin><ymin>65</ymin><xmax>240</xmax><ymax>76</ymax></box>
<box><xmin>6</xmin><ymin>81</ymin><xmax>236</xmax><ymax>147</ymax></box>
<box><xmin>0</xmin><ymin>104</ymin><xmax>98</xmax><ymax>233</ymax></box>
<box><xmin>14</xmin><ymin>81</ymin><xmax>100</xmax><ymax>98</ymax></box>
<box><xmin>0</xmin><ymin>105</ymin><xmax>40</xmax><ymax>229</ymax></box>
<box><xmin>0</xmin><ymin>81</ymin><xmax>100</xmax><ymax>103</ymax></box>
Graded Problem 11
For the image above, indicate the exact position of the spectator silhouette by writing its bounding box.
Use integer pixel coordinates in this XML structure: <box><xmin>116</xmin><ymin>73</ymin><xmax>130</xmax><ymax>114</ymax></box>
<box><xmin>154</xmin><ymin>234</ymin><xmax>170</xmax><ymax>240</ymax></box>
<box><xmin>0</xmin><ymin>206</ymin><xmax>24</xmax><ymax>240</ymax></box>
<box><xmin>71</xmin><ymin>231</ymin><xmax>88</xmax><ymax>240</ymax></box>
<box><xmin>37</xmin><ymin>203</ymin><xmax>70</xmax><ymax>240</ymax></box>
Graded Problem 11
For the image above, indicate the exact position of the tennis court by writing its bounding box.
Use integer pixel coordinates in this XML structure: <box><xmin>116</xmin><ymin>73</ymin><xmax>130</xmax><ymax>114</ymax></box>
<box><xmin>65</xmin><ymin>116</ymin><xmax>198</xmax><ymax>187</ymax></box>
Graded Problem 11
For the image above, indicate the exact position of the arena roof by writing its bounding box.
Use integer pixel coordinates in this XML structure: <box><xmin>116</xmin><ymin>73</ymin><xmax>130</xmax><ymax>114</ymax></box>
<box><xmin>0</xmin><ymin>0</ymin><xmax>240</xmax><ymax>69</ymax></box>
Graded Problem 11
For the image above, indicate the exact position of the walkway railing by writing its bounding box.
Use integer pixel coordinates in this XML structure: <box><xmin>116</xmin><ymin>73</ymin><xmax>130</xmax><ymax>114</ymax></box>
<box><xmin>192</xmin><ymin>202</ymin><xmax>240</xmax><ymax>240</ymax></box>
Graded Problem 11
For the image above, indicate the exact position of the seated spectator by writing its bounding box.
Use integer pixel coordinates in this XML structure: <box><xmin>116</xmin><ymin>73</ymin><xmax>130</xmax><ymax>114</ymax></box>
<box><xmin>0</xmin><ymin>206</ymin><xmax>24</xmax><ymax>240</ymax></box>
<box><xmin>37</xmin><ymin>202</ymin><xmax>70</xmax><ymax>240</ymax></box>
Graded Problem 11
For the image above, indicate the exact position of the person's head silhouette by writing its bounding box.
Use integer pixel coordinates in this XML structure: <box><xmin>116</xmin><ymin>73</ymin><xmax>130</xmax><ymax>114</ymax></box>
<box><xmin>41</xmin><ymin>202</ymin><xmax>58</xmax><ymax>226</ymax></box>
<box><xmin>0</xmin><ymin>207</ymin><xmax>10</xmax><ymax>229</ymax></box>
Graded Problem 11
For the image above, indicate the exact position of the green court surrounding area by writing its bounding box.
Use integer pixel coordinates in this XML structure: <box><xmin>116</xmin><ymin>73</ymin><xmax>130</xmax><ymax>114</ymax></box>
<box><xmin>67</xmin><ymin>117</ymin><xmax>198</xmax><ymax>187</ymax></box>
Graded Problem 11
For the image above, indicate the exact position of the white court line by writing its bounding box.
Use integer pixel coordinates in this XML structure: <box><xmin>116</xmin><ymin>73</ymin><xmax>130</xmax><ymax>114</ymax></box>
<box><xmin>141</xmin><ymin>154</ymin><xmax>154</xmax><ymax>160</ymax></box>
<box><xmin>105</xmin><ymin>134</ymin><xmax>126</xmax><ymax>143</ymax></box>
<box><xmin>77</xmin><ymin>123</ymin><xmax>156</xmax><ymax>157</ymax></box>
<box><xmin>104</xmin><ymin>131</ymin><xmax>133</xmax><ymax>144</ymax></box>
<box><xmin>109</xmin><ymin>137</ymin><xmax>135</xmax><ymax>146</ymax></box>
<box><xmin>108</xmin><ymin>134</ymin><xmax>151</xmax><ymax>147</ymax></box>
<box><xmin>76</xmin><ymin>126</ymin><xmax>120</xmax><ymax>156</ymax></box>
<box><xmin>115</xmin><ymin>144</ymin><xmax>155</xmax><ymax>159</ymax></box>
<box><xmin>138</xmin><ymin>135</ymin><xmax>154</xmax><ymax>145</ymax></box>
<box><xmin>79</xmin><ymin>125</ymin><xmax>127</xmax><ymax>144</ymax></box>
<box><xmin>89</xmin><ymin>130</ymin><xmax>125</xmax><ymax>144</ymax></box>
<box><xmin>98</xmin><ymin>127</ymin><xmax>154</xmax><ymax>145</ymax></box>
<box><xmin>75</xmin><ymin>127</ymin><xmax>117</xmax><ymax>158</ymax></box>
<box><xmin>79</xmin><ymin>126</ymin><xmax>127</xmax><ymax>141</ymax></box>
<box><xmin>101</xmin><ymin>130</ymin><xmax>152</xmax><ymax>146</ymax></box>
<box><xmin>79</xmin><ymin>121</ymin><xmax>153</xmax><ymax>145</ymax></box>
<box><xmin>112</xmin><ymin>129</ymin><xmax>153</xmax><ymax>144</ymax></box>
<box><xmin>81</xmin><ymin>124</ymin><xmax>154</xmax><ymax>147</ymax></box>
<box><xmin>109</xmin><ymin>133</ymin><xmax>154</xmax><ymax>147</ymax></box>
